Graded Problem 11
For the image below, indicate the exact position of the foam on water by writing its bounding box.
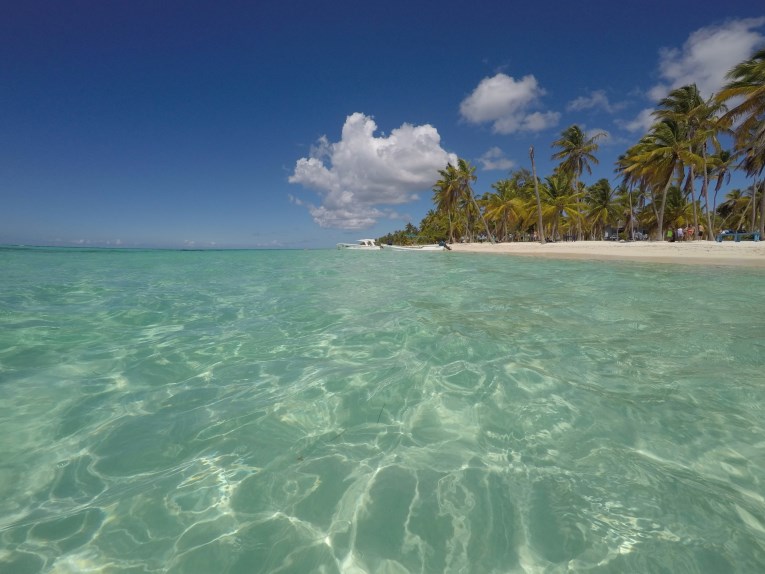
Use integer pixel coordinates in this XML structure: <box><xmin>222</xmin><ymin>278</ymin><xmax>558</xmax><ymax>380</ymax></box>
<box><xmin>1</xmin><ymin>246</ymin><xmax>764</xmax><ymax>573</ymax></box>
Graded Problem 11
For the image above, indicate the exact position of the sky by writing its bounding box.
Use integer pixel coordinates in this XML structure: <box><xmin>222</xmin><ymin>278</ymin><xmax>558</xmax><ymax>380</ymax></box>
<box><xmin>2</xmin><ymin>0</ymin><xmax>764</xmax><ymax>249</ymax></box>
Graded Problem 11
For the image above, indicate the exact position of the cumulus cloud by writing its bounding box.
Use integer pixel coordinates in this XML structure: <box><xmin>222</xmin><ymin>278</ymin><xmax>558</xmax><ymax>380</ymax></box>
<box><xmin>288</xmin><ymin>113</ymin><xmax>457</xmax><ymax>229</ymax></box>
<box><xmin>460</xmin><ymin>73</ymin><xmax>560</xmax><ymax>134</ymax></box>
<box><xmin>478</xmin><ymin>147</ymin><xmax>515</xmax><ymax>171</ymax></box>
<box><xmin>567</xmin><ymin>90</ymin><xmax>625</xmax><ymax>113</ymax></box>
<box><xmin>649</xmin><ymin>17</ymin><xmax>765</xmax><ymax>100</ymax></box>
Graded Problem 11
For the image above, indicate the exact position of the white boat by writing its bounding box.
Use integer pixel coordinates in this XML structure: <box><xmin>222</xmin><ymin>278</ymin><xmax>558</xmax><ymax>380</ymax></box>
<box><xmin>336</xmin><ymin>239</ymin><xmax>381</xmax><ymax>250</ymax></box>
<box><xmin>382</xmin><ymin>244</ymin><xmax>449</xmax><ymax>251</ymax></box>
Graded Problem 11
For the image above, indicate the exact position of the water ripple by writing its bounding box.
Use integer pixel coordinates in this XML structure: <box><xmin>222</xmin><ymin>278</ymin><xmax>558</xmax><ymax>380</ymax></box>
<box><xmin>1</xmin><ymin>248</ymin><xmax>764</xmax><ymax>572</ymax></box>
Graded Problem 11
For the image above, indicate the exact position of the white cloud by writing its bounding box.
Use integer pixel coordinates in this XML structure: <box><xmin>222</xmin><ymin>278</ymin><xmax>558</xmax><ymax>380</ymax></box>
<box><xmin>618</xmin><ymin>108</ymin><xmax>655</xmax><ymax>133</ymax></box>
<box><xmin>460</xmin><ymin>73</ymin><xmax>559</xmax><ymax>134</ymax></box>
<box><xmin>520</xmin><ymin>111</ymin><xmax>561</xmax><ymax>132</ymax></box>
<box><xmin>649</xmin><ymin>17</ymin><xmax>765</xmax><ymax>100</ymax></box>
<box><xmin>288</xmin><ymin>113</ymin><xmax>457</xmax><ymax>229</ymax></box>
<box><xmin>478</xmin><ymin>147</ymin><xmax>515</xmax><ymax>171</ymax></box>
<box><xmin>567</xmin><ymin>90</ymin><xmax>624</xmax><ymax>113</ymax></box>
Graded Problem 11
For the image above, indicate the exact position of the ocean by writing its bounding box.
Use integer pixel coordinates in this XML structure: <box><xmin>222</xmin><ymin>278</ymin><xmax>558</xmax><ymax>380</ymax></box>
<box><xmin>1</xmin><ymin>246</ymin><xmax>764</xmax><ymax>573</ymax></box>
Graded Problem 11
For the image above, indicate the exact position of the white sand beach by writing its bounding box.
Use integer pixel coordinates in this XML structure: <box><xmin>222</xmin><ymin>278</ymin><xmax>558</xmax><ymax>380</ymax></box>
<box><xmin>449</xmin><ymin>240</ymin><xmax>765</xmax><ymax>268</ymax></box>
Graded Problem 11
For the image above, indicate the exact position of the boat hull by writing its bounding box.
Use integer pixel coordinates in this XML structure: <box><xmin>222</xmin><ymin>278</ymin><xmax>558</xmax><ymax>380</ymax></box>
<box><xmin>337</xmin><ymin>245</ymin><xmax>381</xmax><ymax>250</ymax></box>
<box><xmin>337</xmin><ymin>239</ymin><xmax>382</xmax><ymax>250</ymax></box>
<box><xmin>383</xmin><ymin>244</ymin><xmax>447</xmax><ymax>251</ymax></box>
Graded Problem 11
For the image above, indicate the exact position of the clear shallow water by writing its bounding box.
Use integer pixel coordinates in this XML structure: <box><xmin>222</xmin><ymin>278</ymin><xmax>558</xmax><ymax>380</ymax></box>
<box><xmin>1</xmin><ymin>246</ymin><xmax>764</xmax><ymax>574</ymax></box>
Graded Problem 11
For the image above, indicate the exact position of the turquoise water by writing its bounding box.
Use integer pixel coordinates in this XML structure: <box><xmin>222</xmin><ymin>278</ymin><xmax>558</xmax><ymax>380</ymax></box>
<box><xmin>1</xmin><ymin>246</ymin><xmax>764</xmax><ymax>573</ymax></box>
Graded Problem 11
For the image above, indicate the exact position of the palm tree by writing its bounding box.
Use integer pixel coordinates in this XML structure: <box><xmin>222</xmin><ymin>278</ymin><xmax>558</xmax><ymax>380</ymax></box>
<box><xmin>717</xmin><ymin>48</ymin><xmax>765</xmax><ymax>235</ymax></box>
<box><xmin>654</xmin><ymin>85</ymin><xmax>702</xmax><ymax>236</ymax></box>
<box><xmin>454</xmin><ymin>158</ymin><xmax>495</xmax><ymax>243</ymax></box>
<box><xmin>621</xmin><ymin>120</ymin><xmax>690</xmax><ymax>240</ymax></box>
<box><xmin>418</xmin><ymin>209</ymin><xmax>450</xmax><ymax>243</ymax></box>
<box><xmin>663</xmin><ymin>185</ymin><xmax>695</xmax><ymax>233</ymax></box>
<box><xmin>655</xmin><ymin>84</ymin><xmax>726</xmax><ymax>240</ymax></box>
<box><xmin>741</xmin><ymin>153</ymin><xmax>765</xmax><ymax>236</ymax></box>
<box><xmin>552</xmin><ymin>124</ymin><xmax>603</xmax><ymax>184</ymax></box>
<box><xmin>539</xmin><ymin>170</ymin><xmax>584</xmax><ymax>240</ymax></box>
<box><xmin>717</xmin><ymin>188</ymin><xmax>752</xmax><ymax>230</ymax></box>
<box><xmin>529</xmin><ymin>146</ymin><xmax>545</xmax><ymax>243</ymax></box>
<box><xmin>551</xmin><ymin>125</ymin><xmax>604</xmax><ymax>239</ymax></box>
<box><xmin>432</xmin><ymin>164</ymin><xmax>461</xmax><ymax>243</ymax></box>
<box><xmin>749</xmin><ymin>181</ymin><xmax>762</xmax><ymax>232</ymax></box>
<box><xmin>709</xmin><ymin>149</ymin><xmax>735</xmax><ymax>216</ymax></box>
<box><xmin>616</xmin><ymin>150</ymin><xmax>653</xmax><ymax>237</ymax></box>
<box><xmin>486</xmin><ymin>177</ymin><xmax>528</xmax><ymax>241</ymax></box>
<box><xmin>613</xmin><ymin>184</ymin><xmax>638</xmax><ymax>240</ymax></box>
<box><xmin>585</xmin><ymin>178</ymin><xmax>617</xmax><ymax>239</ymax></box>
<box><xmin>738</xmin><ymin>133</ymin><xmax>765</xmax><ymax>236</ymax></box>
<box><xmin>725</xmin><ymin>177</ymin><xmax>763</xmax><ymax>234</ymax></box>
<box><xmin>717</xmin><ymin>48</ymin><xmax>765</xmax><ymax>172</ymax></box>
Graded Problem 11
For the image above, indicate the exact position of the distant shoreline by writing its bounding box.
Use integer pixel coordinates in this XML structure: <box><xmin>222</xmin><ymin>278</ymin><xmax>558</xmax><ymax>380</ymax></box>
<box><xmin>448</xmin><ymin>240</ymin><xmax>765</xmax><ymax>268</ymax></box>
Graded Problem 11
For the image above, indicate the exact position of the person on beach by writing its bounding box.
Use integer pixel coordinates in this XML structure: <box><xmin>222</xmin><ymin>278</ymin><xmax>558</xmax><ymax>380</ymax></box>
<box><xmin>677</xmin><ymin>226</ymin><xmax>684</xmax><ymax>241</ymax></box>
<box><xmin>666</xmin><ymin>228</ymin><xmax>674</xmax><ymax>242</ymax></box>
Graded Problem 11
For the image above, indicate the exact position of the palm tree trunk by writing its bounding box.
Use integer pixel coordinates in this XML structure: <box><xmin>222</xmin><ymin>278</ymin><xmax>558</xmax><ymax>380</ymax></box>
<box><xmin>712</xmin><ymin>186</ymin><xmax>722</xmax><ymax>227</ymax></box>
<box><xmin>469</xmin><ymin>192</ymin><xmax>495</xmax><ymax>243</ymax></box>
<box><xmin>530</xmin><ymin>146</ymin><xmax>545</xmax><ymax>243</ymax></box>
<box><xmin>760</xmin><ymin>180</ymin><xmax>765</xmax><ymax>237</ymax></box>
<box><xmin>573</xmin><ymin>174</ymin><xmax>583</xmax><ymax>240</ymax></box>
<box><xmin>650</xmin><ymin>197</ymin><xmax>660</xmax><ymax>238</ymax></box>
<box><xmin>752</xmin><ymin>180</ymin><xmax>758</xmax><ymax>232</ymax></box>
<box><xmin>686</xmin><ymin>164</ymin><xmax>699</xmax><ymax>240</ymax></box>
<box><xmin>658</xmin><ymin>173</ymin><xmax>673</xmax><ymax>241</ymax></box>
<box><xmin>701</xmin><ymin>143</ymin><xmax>715</xmax><ymax>240</ymax></box>
<box><xmin>736</xmin><ymin>196</ymin><xmax>753</xmax><ymax>231</ymax></box>
<box><xmin>628</xmin><ymin>187</ymin><xmax>635</xmax><ymax>240</ymax></box>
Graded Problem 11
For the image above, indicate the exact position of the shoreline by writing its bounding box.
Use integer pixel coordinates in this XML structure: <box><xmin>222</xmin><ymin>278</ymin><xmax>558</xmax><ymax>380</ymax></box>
<box><xmin>447</xmin><ymin>240</ymin><xmax>765</xmax><ymax>268</ymax></box>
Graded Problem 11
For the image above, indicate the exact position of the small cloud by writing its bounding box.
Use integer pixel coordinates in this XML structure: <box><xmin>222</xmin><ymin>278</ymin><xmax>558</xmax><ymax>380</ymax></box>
<box><xmin>566</xmin><ymin>90</ymin><xmax>625</xmax><ymax>113</ymax></box>
<box><xmin>478</xmin><ymin>147</ymin><xmax>515</xmax><ymax>171</ymax></box>
<box><xmin>460</xmin><ymin>73</ymin><xmax>559</xmax><ymax>134</ymax></box>
<box><xmin>519</xmin><ymin>111</ymin><xmax>561</xmax><ymax>132</ymax></box>
<box><xmin>289</xmin><ymin>113</ymin><xmax>457</xmax><ymax>230</ymax></box>
<box><xmin>648</xmin><ymin>17</ymin><xmax>765</xmax><ymax>100</ymax></box>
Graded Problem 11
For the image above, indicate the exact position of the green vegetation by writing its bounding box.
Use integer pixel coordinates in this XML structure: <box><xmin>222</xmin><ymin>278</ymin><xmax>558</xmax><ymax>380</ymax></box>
<box><xmin>381</xmin><ymin>49</ymin><xmax>765</xmax><ymax>244</ymax></box>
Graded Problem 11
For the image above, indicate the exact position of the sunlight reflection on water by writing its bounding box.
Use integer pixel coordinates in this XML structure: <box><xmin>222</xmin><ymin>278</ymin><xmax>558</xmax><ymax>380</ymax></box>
<box><xmin>1</xmin><ymin>247</ymin><xmax>764</xmax><ymax>573</ymax></box>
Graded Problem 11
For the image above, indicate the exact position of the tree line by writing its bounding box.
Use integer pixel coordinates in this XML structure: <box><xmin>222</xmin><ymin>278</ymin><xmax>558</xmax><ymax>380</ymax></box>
<box><xmin>379</xmin><ymin>48</ymin><xmax>765</xmax><ymax>245</ymax></box>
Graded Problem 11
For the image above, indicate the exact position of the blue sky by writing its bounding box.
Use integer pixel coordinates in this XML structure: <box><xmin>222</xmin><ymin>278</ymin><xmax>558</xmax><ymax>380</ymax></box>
<box><xmin>3</xmin><ymin>1</ymin><xmax>764</xmax><ymax>249</ymax></box>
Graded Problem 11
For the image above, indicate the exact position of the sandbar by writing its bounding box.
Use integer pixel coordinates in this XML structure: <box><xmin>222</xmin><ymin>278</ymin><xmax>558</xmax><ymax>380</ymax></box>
<box><xmin>448</xmin><ymin>240</ymin><xmax>765</xmax><ymax>268</ymax></box>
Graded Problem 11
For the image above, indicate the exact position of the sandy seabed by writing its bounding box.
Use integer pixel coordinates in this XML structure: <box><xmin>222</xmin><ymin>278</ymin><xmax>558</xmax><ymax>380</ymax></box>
<box><xmin>448</xmin><ymin>239</ymin><xmax>765</xmax><ymax>268</ymax></box>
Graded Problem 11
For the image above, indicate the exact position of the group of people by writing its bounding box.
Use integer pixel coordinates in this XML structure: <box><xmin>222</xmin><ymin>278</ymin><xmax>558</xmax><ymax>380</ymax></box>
<box><xmin>666</xmin><ymin>225</ymin><xmax>704</xmax><ymax>242</ymax></box>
